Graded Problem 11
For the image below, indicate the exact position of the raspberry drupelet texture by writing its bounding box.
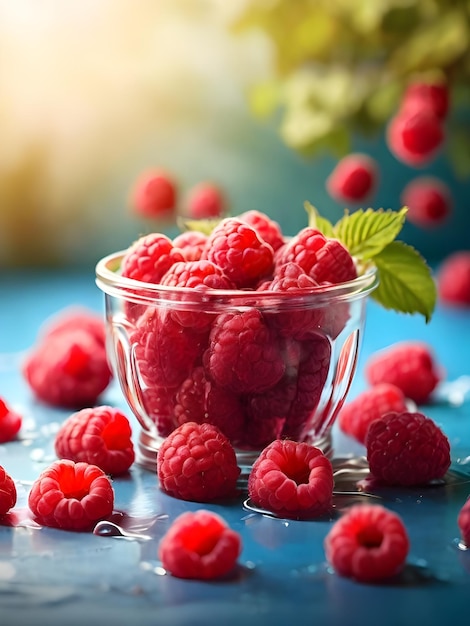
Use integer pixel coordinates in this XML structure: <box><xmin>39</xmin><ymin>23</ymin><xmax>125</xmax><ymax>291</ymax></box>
<box><xmin>120</xmin><ymin>232</ymin><xmax>185</xmax><ymax>284</ymax></box>
<box><xmin>326</xmin><ymin>153</ymin><xmax>378</xmax><ymax>204</ymax></box>
<box><xmin>157</xmin><ymin>422</ymin><xmax>240</xmax><ymax>502</ymax></box>
<box><xmin>324</xmin><ymin>504</ymin><xmax>410</xmax><ymax>583</ymax></box>
<box><xmin>130</xmin><ymin>169</ymin><xmax>177</xmax><ymax>219</ymax></box>
<box><xmin>238</xmin><ymin>209</ymin><xmax>285</xmax><ymax>252</ymax></box>
<box><xmin>54</xmin><ymin>405</ymin><xmax>135</xmax><ymax>476</ymax></box>
<box><xmin>158</xmin><ymin>510</ymin><xmax>242</xmax><ymax>579</ymax></box>
<box><xmin>247</xmin><ymin>439</ymin><xmax>334</xmax><ymax>519</ymax></box>
<box><xmin>338</xmin><ymin>383</ymin><xmax>409</xmax><ymax>445</ymax></box>
<box><xmin>28</xmin><ymin>460</ymin><xmax>114</xmax><ymax>531</ymax></box>
<box><xmin>366</xmin><ymin>411</ymin><xmax>451</xmax><ymax>486</ymax></box>
<box><xmin>458</xmin><ymin>497</ymin><xmax>470</xmax><ymax>547</ymax></box>
<box><xmin>364</xmin><ymin>341</ymin><xmax>441</xmax><ymax>405</ymax></box>
<box><xmin>0</xmin><ymin>397</ymin><xmax>22</xmax><ymax>443</ymax></box>
<box><xmin>400</xmin><ymin>176</ymin><xmax>452</xmax><ymax>228</ymax></box>
<box><xmin>0</xmin><ymin>466</ymin><xmax>17</xmax><ymax>516</ymax></box>
<box><xmin>437</xmin><ymin>251</ymin><xmax>470</xmax><ymax>307</ymax></box>
<box><xmin>172</xmin><ymin>230</ymin><xmax>208</xmax><ymax>262</ymax></box>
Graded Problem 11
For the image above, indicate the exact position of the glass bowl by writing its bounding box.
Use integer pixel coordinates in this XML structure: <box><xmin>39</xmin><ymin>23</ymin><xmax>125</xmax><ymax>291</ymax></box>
<box><xmin>96</xmin><ymin>251</ymin><xmax>378</xmax><ymax>475</ymax></box>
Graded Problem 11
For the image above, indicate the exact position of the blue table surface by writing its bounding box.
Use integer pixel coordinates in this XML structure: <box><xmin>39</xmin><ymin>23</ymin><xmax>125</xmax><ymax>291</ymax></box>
<box><xmin>1</xmin><ymin>268</ymin><xmax>470</xmax><ymax>626</ymax></box>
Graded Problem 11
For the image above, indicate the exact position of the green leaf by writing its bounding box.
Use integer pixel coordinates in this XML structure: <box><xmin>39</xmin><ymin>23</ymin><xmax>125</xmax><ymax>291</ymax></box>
<box><xmin>334</xmin><ymin>207</ymin><xmax>408</xmax><ymax>260</ymax></box>
<box><xmin>371</xmin><ymin>241</ymin><xmax>436</xmax><ymax>323</ymax></box>
<box><xmin>304</xmin><ymin>201</ymin><xmax>335</xmax><ymax>237</ymax></box>
<box><xmin>177</xmin><ymin>217</ymin><xmax>222</xmax><ymax>235</ymax></box>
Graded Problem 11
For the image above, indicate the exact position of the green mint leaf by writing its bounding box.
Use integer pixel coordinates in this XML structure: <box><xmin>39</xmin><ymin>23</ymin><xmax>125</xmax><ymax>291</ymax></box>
<box><xmin>334</xmin><ymin>207</ymin><xmax>408</xmax><ymax>260</ymax></box>
<box><xmin>304</xmin><ymin>201</ymin><xmax>335</xmax><ymax>237</ymax></box>
<box><xmin>370</xmin><ymin>241</ymin><xmax>436</xmax><ymax>323</ymax></box>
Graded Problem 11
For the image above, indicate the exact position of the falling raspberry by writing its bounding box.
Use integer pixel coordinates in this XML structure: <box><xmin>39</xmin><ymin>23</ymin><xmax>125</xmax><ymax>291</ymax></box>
<box><xmin>387</xmin><ymin>109</ymin><xmax>444</xmax><ymax>167</ymax></box>
<box><xmin>130</xmin><ymin>169</ymin><xmax>177</xmax><ymax>219</ymax></box>
<box><xmin>185</xmin><ymin>182</ymin><xmax>225</xmax><ymax>219</ymax></box>
<box><xmin>366</xmin><ymin>411</ymin><xmax>451</xmax><ymax>487</ymax></box>
<box><xmin>247</xmin><ymin>439</ymin><xmax>334</xmax><ymax>519</ymax></box>
<box><xmin>324</xmin><ymin>504</ymin><xmax>409</xmax><ymax>583</ymax></box>
<box><xmin>458</xmin><ymin>497</ymin><xmax>470</xmax><ymax>547</ymax></box>
<box><xmin>158</xmin><ymin>510</ymin><xmax>242</xmax><ymax>579</ymax></box>
<box><xmin>0</xmin><ymin>397</ymin><xmax>22</xmax><ymax>443</ymax></box>
<box><xmin>0</xmin><ymin>466</ymin><xmax>17</xmax><ymax>516</ymax></box>
<box><xmin>326</xmin><ymin>153</ymin><xmax>378</xmax><ymax>204</ymax></box>
<box><xmin>437</xmin><ymin>251</ymin><xmax>470</xmax><ymax>307</ymax></box>
<box><xmin>54</xmin><ymin>405</ymin><xmax>135</xmax><ymax>476</ymax></box>
<box><xmin>401</xmin><ymin>80</ymin><xmax>450</xmax><ymax>121</ymax></box>
<box><xmin>157</xmin><ymin>422</ymin><xmax>240</xmax><ymax>502</ymax></box>
<box><xmin>401</xmin><ymin>176</ymin><xmax>452</xmax><ymax>228</ymax></box>
<box><xmin>28</xmin><ymin>460</ymin><xmax>115</xmax><ymax>531</ymax></box>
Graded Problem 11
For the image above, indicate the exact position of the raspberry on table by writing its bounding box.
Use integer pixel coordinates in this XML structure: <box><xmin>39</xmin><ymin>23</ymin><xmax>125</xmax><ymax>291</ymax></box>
<box><xmin>324</xmin><ymin>504</ymin><xmax>409</xmax><ymax>583</ymax></box>
<box><xmin>0</xmin><ymin>466</ymin><xmax>17</xmax><ymax>516</ymax></box>
<box><xmin>364</xmin><ymin>341</ymin><xmax>441</xmax><ymax>405</ymax></box>
<box><xmin>157</xmin><ymin>422</ymin><xmax>241</xmax><ymax>502</ymax></box>
<box><xmin>129</xmin><ymin>169</ymin><xmax>177</xmax><ymax>219</ymax></box>
<box><xmin>400</xmin><ymin>176</ymin><xmax>452</xmax><ymax>228</ymax></box>
<box><xmin>0</xmin><ymin>397</ymin><xmax>22</xmax><ymax>443</ymax></box>
<box><xmin>366</xmin><ymin>411</ymin><xmax>451</xmax><ymax>487</ymax></box>
<box><xmin>28</xmin><ymin>459</ymin><xmax>114</xmax><ymax>531</ymax></box>
<box><xmin>172</xmin><ymin>230</ymin><xmax>208</xmax><ymax>261</ymax></box>
<box><xmin>247</xmin><ymin>439</ymin><xmax>334</xmax><ymax>519</ymax></box>
<box><xmin>338</xmin><ymin>383</ymin><xmax>409</xmax><ymax>445</ymax></box>
<box><xmin>202</xmin><ymin>217</ymin><xmax>274</xmax><ymax>288</ymax></box>
<box><xmin>158</xmin><ymin>509</ymin><xmax>242</xmax><ymax>579</ymax></box>
<box><xmin>386</xmin><ymin>109</ymin><xmax>444</xmax><ymax>166</ymax></box>
<box><xmin>326</xmin><ymin>153</ymin><xmax>378</xmax><ymax>204</ymax></box>
<box><xmin>238</xmin><ymin>209</ymin><xmax>285</xmax><ymax>251</ymax></box>
<box><xmin>39</xmin><ymin>307</ymin><xmax>107</xmax><ymax>348</ymax></box>
<box><xmin>458</xmin><ymin>497</ymin><xmax>470</xmax><ymax>547</ymax></box>
<box><xmin>437</xmin><ymin>251</ymin><xmax>470</xmax><ymax>307</ymax></box>
<box><xmin>184</xmin><ymin>182</ymin><xmax>225</xmax><ymax>219</ymax></box>
<box><xmin>54</xmin><ymin>405</ymin><xmax>135</xmax><ymax>476</ymax></box>
<box><xmin>203</xmin><ymin>307</ymin><xmax>285</xmax><ymax>395</ymax></box>
<box><xmin>121</xmin><ymin>232</ymin><xmax>185</xmax><ymax>284</ymax></box>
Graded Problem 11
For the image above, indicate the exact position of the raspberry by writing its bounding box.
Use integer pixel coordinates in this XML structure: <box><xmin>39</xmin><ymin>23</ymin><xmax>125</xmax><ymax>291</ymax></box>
<box><xmin>203</xmin><ymin>308</ymin><xmax>285</xmax><ymax>394</ymax></box>
<box><xmin>158</xmin><ymin>510</ymin><xmax>242</xmax><ymax>579</ymax></box>
<box><xmin>324</xmin><ymin>504</ymin><xmax>409</xmax><ymax>582</ymax></box>
<box><xmin>185</xmin><ymin>182</ymin><xmax>225</xmax><ymax>219</ymax></box>
<box><xmin>54</xmin><ymin>405</ymin><xmax>135</xmax><ymax>476</ymax></box>
<box><xmin>401</xmin><ymin>176</ymin><xmax>452</xmax><ymax>228</ymax></box>
<box><xmin>364</xmin><ymin>341</ymin><xmax>441</xmax><ymax>404</ymax></box>
<box><xmin>366</xmin><ymin>411</ymin><xmax>451</xmax><ymax>486</ymax></box>
<box><xmin>275</xmin><ymin>227</ymin><xmax>357</xmax><ymax>285</ymax></box>
<box><xmin>0</xmin><ymin>466</ymin><xmax>17</xmax><ymax>516</ymax></box>
<box><xmin>238</xmin><ymin>209</ymin><xmax>285</xmax><ymax>251</ymax></box>
<box><xmin>401</xmin><ymin>81</ymin><xmax>450</xmax><ymax>121</ymax></box>
<box><xmin>23</xmin><ymin>328</ymin><xmax>112</xmax><ymax>409</ymax></box>
<box><xmin>202</xmin><ymin>218</ymin><xmax>274</xmax><ymax>288</ymax></box>
<box><xmin>28</xmin><ymin>459</ymin><xmax>114</xmax><ymax>531</ymax></box>
<box><xmin>121</xmin><ymin>233</ymin><xmax>185</xmax><ymax>284</ymax></box>
<box><xmin>458</xmin><ymin>497</ymin><xmax>470</xmax><ymax>547</ymax></box>
<box><xmin>338</xmin><ymin>383</ymin><xmax>408</xmax><ymax>445</ymax></box>
<box><xmin>156</xmin><ymin>422</ymin><xmax>240</xmax><ymax>502</ymax></box>
<box><xmin>40</xmin><ymin>307</ymin><xmax>107</xmax><ymax>347</ymax></box>
<box><xmin>130</xmin><ymin>169</ymin><xmax>177</xmax><ymax>219</ymax></box>
<box><xmin>141</xmin><ymin>386</ymin><xmax>176</xmax><ymax>437</ymax></box>
<box><xmin>326</xmin><ymin>153</ymin><xmax>378</xmax><ymax>204</ymax></box>
<box><xmin>0</xmin><ymin>397</ymin><xmax>22</xmax><ymax>443</ymax></box>
<box><xmin>247</xmin><ymin>439</ymin><xmax>334</xmax><ymax>519</ymax></box>
<box><xmin>437</xmin><ymin>251</ymin><xmax>470</xmax><ymax>307</ymax></box>
<box><xmin>172</xmin><ymin>230</ymin><xmax>208</xmax><ymax>261</ymax></box>
<box><xmin>387</xmin><ymin>109</ymin><xmax>444</xmax><ymax>166</ymax></box>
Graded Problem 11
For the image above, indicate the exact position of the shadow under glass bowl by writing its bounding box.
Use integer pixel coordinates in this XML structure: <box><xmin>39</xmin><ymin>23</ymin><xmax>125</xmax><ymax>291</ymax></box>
<box><xmin>96</xmin><ymin>251</ymin><xmax>378</xmax><ymax>475</ymax></box>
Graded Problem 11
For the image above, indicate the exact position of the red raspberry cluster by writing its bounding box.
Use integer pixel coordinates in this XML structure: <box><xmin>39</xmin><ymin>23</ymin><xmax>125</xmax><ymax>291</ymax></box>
<box><xmin>121</xmin><ymin>211</ymin><xmax>357</xmax><ymax>449</ymax></box>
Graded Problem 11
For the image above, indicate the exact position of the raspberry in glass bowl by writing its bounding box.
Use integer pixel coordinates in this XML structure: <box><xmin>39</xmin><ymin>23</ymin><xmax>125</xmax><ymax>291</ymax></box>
<box><xmin>95</xmin><ymin>215</ymin><xmax>378</xmax><ymax>474</ymax></box>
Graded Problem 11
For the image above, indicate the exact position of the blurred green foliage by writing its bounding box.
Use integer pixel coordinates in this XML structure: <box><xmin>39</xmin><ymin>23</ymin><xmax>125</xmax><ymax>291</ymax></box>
<box><xmin>233</xmin><ymin>0</ymin><xmax>470</xmax><ymax>176</ymax></box>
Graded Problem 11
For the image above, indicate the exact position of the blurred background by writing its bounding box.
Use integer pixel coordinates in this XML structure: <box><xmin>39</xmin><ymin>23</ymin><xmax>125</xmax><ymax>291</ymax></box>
<box><xmin>0</xmin><ymin>0</ymin><xmax>469</xmax><ymax>269</ymax></box>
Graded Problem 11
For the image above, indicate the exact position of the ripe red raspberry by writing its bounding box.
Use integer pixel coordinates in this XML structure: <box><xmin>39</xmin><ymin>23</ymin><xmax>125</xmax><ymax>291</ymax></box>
<box><xmin>54</xmin><ymin>405</ymin><xmax>135</xmax><ymax>476</ymax></box>
<box><xmin>326</xmin><ymin>153</ymin><xmax>378</xmax><ymax>204</ymax></box>
<box><xmin>157</xmin><ymin>422</ymin><xmax>240</xmax><ymax>502</ymax></box>
<box><xmin>401</xmin><ymin>81</ymin><xmax>450</xmax><ymax>121</ymax></box>
<box><xmin>324</xmin><ymin>504</ymin><xmax>409</xmax><ymax>583</ymax></box>
<box><xmin>28</xmin><ymin>459</ymin><xmax>114</xmax><ymax>531</ymax></box>
<box><xmin>387</xmin><ymin>109</ymin><xmax>444</xmax><ymax>166</ymax></box>
<box><xmin>202</xmin><ymin>218</ymin><xmax>274</xmax><ymax>288</ymax></box>
<box><xmin>130</xmin><ymin>169</ymin><xmax>177</xmax><ymax>219</ymax></box>
<box><xmin>275</xmin><ymin>227</ymin><xmax>357</xmax><ymax>285</ymax></box>
<box><xmin>40</xmin><ymin>307</ymin><xmax>107</xmax><ymax>348</ymax></box>
<box><xmin>0</xmin><ymin>466</ymin><xmax>17</xmax><ymax>515</ymax></box>
<box><xmin>158</xmin><ymin>510</ymin><xmax>242</xmax><ymax>579</ymax></box>
<box><xmin>23</xmin><ymin>328</ymin><xmax>112</xmax><ymax>409</ymax></box>
<box><xmin>247</xmin><ymin>439</ymin><xmax>334</xmax><ymax>519</ymax></box>
<box><xmin>437</xmin><ymin>251</ymin><xmax>470</xmax><ymax>307</ymax></box>
<box><xmin>203</xmin><ymin>308</ymin><xmax>285</xmax><ymax>394</ymax></box>
<box><xmin>238</xmin><ymin>209</ymin><xmax>285</xmax><ymax>251</ymax></box>
<box><xmin>185</xmin><ymin>182</ymin><xmax>225</xmax><ymax>219</ymax></box>
<box><xmin>121</xmin><ymin>232</ymin><xmax>185</xmax><ymax>284</ymax></box>
<box><xmin>401</xmin><ymin>176</ymin><xmax>452</xmax><ymax>228</ymax></box>
<box><xmin>366</xmin><ymin>411</ymin><xmax>451</xmax><ymax>486</ymax></box>
<box><xmin>141</xmin><ymin>386</ymin><xmax>176</xmax><ymax>437</ymax></box>
<box><xmin>338</xmin><ymin>383</ymin><xmax>408</xmax><ymax>445</ymax></box>
<box><xmin>0</xmin><ymin>397</ymin><xmax>22</xmax><ymax>443</ymax></box>
<box><xmin>458</xmin><ymin>497</ymin><xmax>470</xmax><ymax>547</ymax></box>
<box><xmin>364</xmin><ymin>341</ymin><xmax>441</xmax><ymax>404</ymax></box>
<box><xmin>172</xmin><ymin>230</ymin><xmax>208</xmax><ymax>261</ymax></box>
